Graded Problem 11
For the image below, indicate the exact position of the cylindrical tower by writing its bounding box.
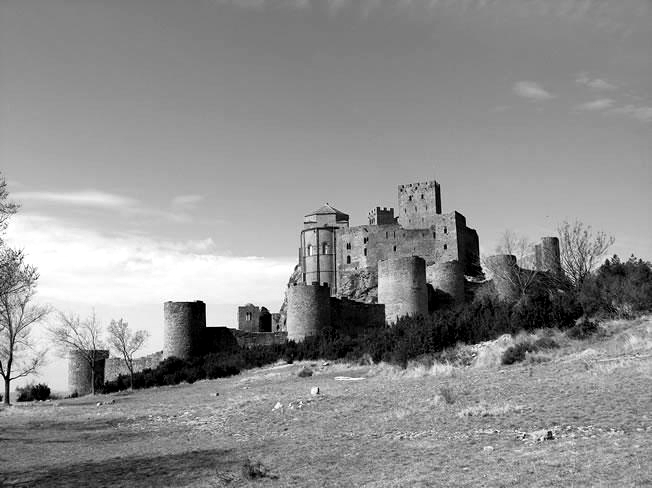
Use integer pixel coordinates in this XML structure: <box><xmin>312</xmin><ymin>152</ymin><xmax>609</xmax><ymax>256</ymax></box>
<box><xmin>539</xmin><ymin>237</ymin><xmax>561</xmax><ymax>275</ymax></box>
<box><xmin>429</xmin><ymin>260</ymin><xmax>465</xmax><ymax>304</ymax></box>
<box><xmin>378</xmin><ymin>256</ymin><xmax>428</xmax><ymax>324</ymax></box>
<box><xmin>300</xmin><ymin>227</ymin><xmax>337</xmax><ymax>291</ymax></box>
<box><xmin>484</xmin><ymin>254</ymin><xmax>519</xmax><ymax>301</ymax></box>
<box><xmin>68</xmin><ymin>349</ymin><xmax>109</xmax><ymax>396</ymax></box>
<box><xmin>163</xmin><ymin>301</ymin><xmax>206</xmax><ymax>359</ymax></box>
<box><xmin>286</xmin><ymin>283</ymin><xmax>331</xmax><ymax>342</ymax></box>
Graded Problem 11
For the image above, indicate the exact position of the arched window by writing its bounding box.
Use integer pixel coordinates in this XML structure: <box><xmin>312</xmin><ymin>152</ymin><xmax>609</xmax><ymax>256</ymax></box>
<box><xmin>444</xmin><ymin>226</ymin><xmax>447</xmax><ymax>234</ymax></box>
<box><xmin>307</xmin><ymin>244</ymin><xmax>313</xmax><ymax>256</ymax></box>
<box><xmin>322</xmin><ymin>242</ymin><xmax>329</xmax><ymax>254</ymax></box>
<box><xmin>444</xmin><ymin>244</ymin><xmax>447</xmax><ymax>250</ymax></box>
<box><xmin>363</xmin><ymin>237</ymin><xmax>368</xmax><ymax>244</ymax></box>
<box><xmin>421</xmin><ymin>194</ymin><xmax>424</xmax><ymax>199</ymax></box>
<box><xmin>346</xmin><ymin>255</ymin><xmax>351</xmax><ymax>264</ymax></box>
<box><xmin>346</xmin><ymin>242</ymin><xmax>351</xmax><ymax>250</ymax></box>
<box><xmin>363</xmin><ymin>248</ymin><xmax>367</xmax><ymax>256</ymax></box>
<box><xmin>408</xmin><ymin>195</ymin><xmax>412</xmax><ymax>201</ymax></box>
<box><xmin>393</xmin><ymin>245</ymin><xmax>397</xmax><ymax>252</ymax></box>
<box><xmin>245</xmin><ymin>312</ymin><xmax>252</xmax><ymax>321</ymax></box>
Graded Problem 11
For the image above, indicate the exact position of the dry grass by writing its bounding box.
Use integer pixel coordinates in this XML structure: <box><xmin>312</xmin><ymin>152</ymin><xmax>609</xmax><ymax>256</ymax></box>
<box><xmin>1</xmin><ymin>317</ymin><xmax>651</xmax><ymax>487</ymax></box>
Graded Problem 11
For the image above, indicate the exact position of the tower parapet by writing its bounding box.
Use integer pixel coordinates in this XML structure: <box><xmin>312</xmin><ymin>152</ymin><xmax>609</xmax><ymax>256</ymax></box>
<box><xmin>368</xmin><ymin>207</ymin><xmax>395</xmax><ymax>225</ymax></box>
<box><xmin>286</xmin><ymin>283</ymin><xmax>331</xmax><ymax>341</ymax></box>
<box><xmin>378</xmin><ymin>256</ymin><xmax>428</xmax><ymax>323</ymax></box>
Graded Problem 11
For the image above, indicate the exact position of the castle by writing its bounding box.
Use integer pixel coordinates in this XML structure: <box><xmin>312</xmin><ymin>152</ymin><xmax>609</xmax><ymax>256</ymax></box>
<box><xmin>67</xmin><ymin>179</ymin><xmax>562</xmax><ymax>395</ymax></box>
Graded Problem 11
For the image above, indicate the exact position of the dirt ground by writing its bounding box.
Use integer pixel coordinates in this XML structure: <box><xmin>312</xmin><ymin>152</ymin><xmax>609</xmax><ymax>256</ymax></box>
<box><xmin>1</xmin><ymin>318</ymin><xmax>651</xmax><ymax>487</ymax></box>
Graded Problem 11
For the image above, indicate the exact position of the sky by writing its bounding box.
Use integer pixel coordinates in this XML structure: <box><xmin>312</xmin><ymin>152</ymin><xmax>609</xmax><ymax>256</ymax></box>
<box><xmin>1</xmin><ymin>0</ymin><xmax>650</xmax><ymax>390</ymax></box>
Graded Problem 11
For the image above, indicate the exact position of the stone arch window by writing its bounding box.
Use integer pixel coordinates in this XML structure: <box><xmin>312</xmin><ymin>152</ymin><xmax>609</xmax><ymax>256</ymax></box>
<box><xmin>444</xmin><ymin>226</ymin><xmax>448</xmax><ymax>234</ymax></box>
<box><xmin>408</xmin><ymin>195</ymin><xmax>412</xmax><ymax>201</ymax></box>
<box><xmin>245</xmin><ymin>312</ymin><xmax>252</xmax><ymax>321</ymax></box>
<box><xmin>432</xmin><ymin>232</ymin><xmax>436</xmax><ymax>239</ymax></box>
<box><xmin>307</xmin><ymin>244</ymin><xmax>313</xmax><ymax>256</ymax></box>
<box><xmin>386</xmin><ymin>231</ymin><xmax>388</xmax><ymax>238</ymax></box>
<box><xmin>363</xmin><ymin>237</ymin><xmax>368</xmax><ymax>244</ymax></box>
<box><xmin>421</xmin><ymin>194</ymin><xmax>424</xmax><ymax>199</ymax></box>
<box><xmin>346</xmin><ymin>242</ymin><xmax>351</xmax><ymax>250</ymax></box>
<box><xmin>346</xmin><ymin>255</ymin><xmax>351</xmax><ymax>264</ymax></box>
<box><xmin>363</xmin><ymin>248</ymin><xmax>367</xmax><ymax>256</ymax></box>
<box><xmin>393</xmin><ymin>245</ymin><xmax>397</xmax><ymax>252</ymax></box>
<box><xmin>444</xmin><ymin>244</ymin><xmax>447</xmax><ymax>250</ymax></box>
<box><xmin>322</xmin><ymin>242</ymin><xmax>329</xmax><ymax>254</ymax></box>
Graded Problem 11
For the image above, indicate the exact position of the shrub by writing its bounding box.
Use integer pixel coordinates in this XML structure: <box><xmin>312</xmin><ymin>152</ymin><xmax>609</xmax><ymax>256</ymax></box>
<box><xmin>566</xmin><ymin>319</ymin><xmax>599</xmax><ymax>340</ymax></box>
<box><xmin>16</xmin><ymin>383</ymin><xmax>51</xmax><ymax>402</ymax></box>
<box><xmin>501</xmin><ymin>342</ymin><xmax>539</xmax><ymax>365</ymax></box>
<box><xmin>438</xmin><ymin>385</ymin><xmax>457</xmax><ymax>405</ymax></box>
<box><xmin>533</xmin><ymin>337</ymin><xmax>559</xmax><ymax>349</ymax></box>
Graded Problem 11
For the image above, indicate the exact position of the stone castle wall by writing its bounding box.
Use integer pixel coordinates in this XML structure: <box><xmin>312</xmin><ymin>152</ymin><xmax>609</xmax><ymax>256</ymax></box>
<box><xmin>105</xmin><ymin>351</ymin><xmax>165</xmax><ymax>382</ymax></box>
<box><xmin>428</xmin><ymin>260</ymin><xmax>465</xmax><ymax>304</ymax></box>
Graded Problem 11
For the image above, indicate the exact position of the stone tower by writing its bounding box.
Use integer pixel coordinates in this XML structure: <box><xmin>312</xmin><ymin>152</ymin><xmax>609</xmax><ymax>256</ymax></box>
<box><xmin>68</xmin><ymin>349</ymin><xmax>110</xmax><ymax>396</ymax></box>
<box><xmin>397</xmin><ymin>180</ymin><xmax>442</xmax><ymax>229</ymax></box>
<box><xmin>378</xmin><ymin>256</ymin><xmax>429</xmax><ymax>323</ymax></box>
<box><xmin>286</xmin><ymin>283</ymin><xmax>331</xmax><ymax>341</ymax></box>
<box><xmin>535</xmin><ymin>236</ymin><xmax>562</xmax><ymax>275</ymax></box>
<box><xmin>300</xmin><ymin>204</ymin><xmax>349</xmax><ymax>292</ymax></box>
<box><xmin>163</xmin><ymin>301</ymin><xmax>206</xmax><ymax>359</ymax></box>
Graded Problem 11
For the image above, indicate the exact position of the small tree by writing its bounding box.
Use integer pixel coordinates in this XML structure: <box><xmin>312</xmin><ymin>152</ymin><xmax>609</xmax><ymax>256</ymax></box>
<box><xmin>50</xmin><ymin>311</ymin><xmax>105</xmax><ymax>395</ymax></box>
<box><xmin>107</xmin><ymin>318</ymin><xmax>148</xmax><ymax>390</ymax></box>
<box><xmin>558</xmin><ymin>220</ymin><xmax>614</xmax><ymax>289</ymax></box>
<box><xmin>0</xmin><ymin>248</ymin><xmax>50</xmax><ymax>405</ymax></box>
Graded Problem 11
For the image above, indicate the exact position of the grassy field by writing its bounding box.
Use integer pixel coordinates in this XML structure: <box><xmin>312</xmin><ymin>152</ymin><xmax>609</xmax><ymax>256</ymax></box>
<box><xmin>1</xmin><ymin>317</ymin><xmax>651</xmax><ymax>487</ymax></box>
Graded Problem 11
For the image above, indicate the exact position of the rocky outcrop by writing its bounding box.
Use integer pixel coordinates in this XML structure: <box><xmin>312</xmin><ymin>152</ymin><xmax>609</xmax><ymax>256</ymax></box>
<box><xmin>336</xmin><ymin>267</ymin><xmax>378</xmax><ymax>304</ymax></box>
<box><xmin>278</xmin><ymin>264</ymin><xmax>303</xmax><ymax>330</ymax></box>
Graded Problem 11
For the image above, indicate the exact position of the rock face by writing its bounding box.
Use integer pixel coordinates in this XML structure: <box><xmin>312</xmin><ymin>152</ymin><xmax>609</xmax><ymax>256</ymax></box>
<box><xmin>278</xmin><ymin>265</ymin><xmax>303</xmax><ymax>331</ymax></box>
<box><xmin>336</xmin><ymin>267</ymin><xmax>378</xmax><ymax>304</ymax></box>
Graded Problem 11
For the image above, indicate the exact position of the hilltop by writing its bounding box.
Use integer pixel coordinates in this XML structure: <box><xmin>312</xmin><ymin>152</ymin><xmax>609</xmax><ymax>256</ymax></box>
<box><xmin>1</xmin><ymin>316</ymin><xmax>651</xmax><ymax>487</ymax></box>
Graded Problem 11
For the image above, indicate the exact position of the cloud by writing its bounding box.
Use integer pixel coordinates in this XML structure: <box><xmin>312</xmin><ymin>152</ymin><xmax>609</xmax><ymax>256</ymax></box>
<box><xmin>610</xmin><ymin>105</ymin><xmax>652</xmax><ymax>123</ymax></box>
<box><xmin>577</xmin><ymin>98</ymin><xmax>615</xmax><ymax>111</ymax></box>
<box><xmin>172</xmin><ymin>194</ymin><xmax>203</xmax><ymax>207</ymax></box>
<box><xmin>5</xmin><ymin>214</ymin><xmax>295</xmax><ymax>307</ymax></box>
<box><xmin>12</xmin><ymin>190</ymin><xmax>137</xmax><ymax>209</ymax></box>
<box><xmin>513</xmin><ymin>81</ymin><xmax>555</xmax><ymax>101</ymax></box>
<box><xmin>576</xmin><ymin>73</ymin><xmax>617</xmax><ymax>91</ymax></box>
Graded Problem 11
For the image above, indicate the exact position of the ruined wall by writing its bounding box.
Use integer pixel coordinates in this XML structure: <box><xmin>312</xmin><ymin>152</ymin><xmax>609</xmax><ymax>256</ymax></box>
<box><xmin>105</xmin><ymin>351</ymin><xmax>164</xmax><ymax>382</ymax></box>
<box><xmin>68</xmin><ymin>349</ymin><xmax>110</xmax><ymax>395</ymax></box>
<box><xmin>428</xmin><ymin>260</ymin><xmax>465</xmax><ymax>304</ymax></box>
<box><xmin>238</xmin><ymin>304</ymin><xmax>262</xmax><ymax>332</ymax></box>
<box><xmin>163</xmin><ymin>301</ymin><xmax>206</xmax><ymax>359</ymax></box>
<box><xmin>397</xmin><ymin>180</ymin><xmax>442</xmax><ymax>229</ymax></box>
<box><xmin>286</xmin><ymin>283</ymin><xmax>331</xmax><ymax>341</ymax></box>
<box><xmin>330</xmin><ymin>297</ymin><xmax>385</xmax><ymax>335</ymax></box>
<box><xmin>232</xmin><ymin>330</ymin><xmax>288</xmax><ymax>348</ymax></box>
<box><xmin>378</xmin><ymin>256</ymin><xmax>428</xmax><ymax>323</ymax></box>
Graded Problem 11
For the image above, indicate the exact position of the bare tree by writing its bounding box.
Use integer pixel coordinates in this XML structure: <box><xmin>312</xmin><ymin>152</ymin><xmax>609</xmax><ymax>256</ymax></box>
<box><xmin>557</xmin><ymin>220</ymin><xmax>615</xmax><ymax>288</ymax></box>
<box><xmin>0</xmin><ymin>175</ymin><xmax>18</xmax><ymax>237</ymax></box>
<box><xmin>483</xmin><ymin>230</ymin><xmax>538</xmax><ymax>299</ymax></box>
<box><xmin>50</xmin><ymin>311</ymin><xmax>105</xmax><ymax>395</ymax></box>
<box><xmin>0</xmin><ymin>248</ymin><xmax>50</xmax><ymax>404</ymax></box>
<box><xmin>107</xmin><ymin>318</ymin><xmax>148</xmax><ymax>390</ymax></box>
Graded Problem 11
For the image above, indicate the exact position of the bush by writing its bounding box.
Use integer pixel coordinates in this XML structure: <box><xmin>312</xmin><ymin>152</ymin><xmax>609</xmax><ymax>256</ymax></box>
<box><xmin>533</xmin><ymin>337</ymin><xmax>559</xmax><ymax>350</ymax></box>
<box><xmin>501</xmin><ymin>342</ymin><xmax>539</xmax><ymax>365</ymax></box>
<box><xmin>566</xmin><ymin>319</ymin><xmax>599</xmax><ymax>340</ymax></box>
<box><xmin>16</xmin><ymin>383</ymin><xmax>51</xmax><ymax>402</ymax></box>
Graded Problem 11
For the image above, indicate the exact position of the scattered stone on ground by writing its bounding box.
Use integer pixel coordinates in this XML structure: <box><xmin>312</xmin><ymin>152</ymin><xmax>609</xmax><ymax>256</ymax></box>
<box><xmin>272</xmin><ymin>402</ymin><xmax>283</xmax><ymax>411</ymax></box>
<box><xmin>297</xmin><ymin>367</ymin><xmax>313</xmax><ymax>378</ymax></box>
<box><xmin>310</xmin><ymin>386</ymin><xmax>320</xmax><ymax>395</ymax></box>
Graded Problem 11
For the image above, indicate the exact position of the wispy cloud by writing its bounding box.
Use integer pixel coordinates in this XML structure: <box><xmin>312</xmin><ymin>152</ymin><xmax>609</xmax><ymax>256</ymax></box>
<box><xmin>172</xmin><ymin>194</ymin><xmax>203</xmax><ymax>207</ymax></box>
<box><xmin>610</xmin><ymin>105</ymin><xmax>652</xmax><ymax>123</ymax></box>
<box><xmin>576</xmin><ymin>73</ymin><xmax>617</xmax><ymax>91</ymax></box>
<box><xmin>513</xmin><ymin>81</ymin><xmax>555</xmax><ymax>101</ymax></box>
<box><xmin>577</xmin><ymin>98</ymin><xmax>615</xmax><ymax>111</ymax></box>
<box><xmin>5</xmin><ymin>214</ymin><xmax>295</xmax><ymax>307</ymax></box>
<box><xmin>12</xmin><ymin>190</ymin><xmax>137</xmax><ymax>209</ymax></box>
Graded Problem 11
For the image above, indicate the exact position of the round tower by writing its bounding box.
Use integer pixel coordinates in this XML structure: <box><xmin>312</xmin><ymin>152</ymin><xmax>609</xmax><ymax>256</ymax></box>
<box><xmin>68</xmin><ymin>349</ymin><xmax>109</xmax><ymax>396</ymax></box>
<box><xmin>378</xmin><ymin>256</ymin><xmax>428</xmax><ymax>324</ymax></box>
<box><xmin>163</xmin><ymin>301</ymin><xmax>206</xmax><ymax>359</ymax></box>
<box><xmin>286</xmin><ymin>283</ymin><xmax>331</xmax><ymax>342</ymax></box>
<box><xmin>429</xmin><ymin>260</ymin><xmax>465</xmax><ymax>304</ymax></box>
<box><xmin>484</xmin><ymin>254</ymin><xmax>519</xmax><ymax>301</ymax></box>
<box><xmin>540</xmin><ymin>236</ymin><xmax>561</xmax><ymax>275</ymax></box>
